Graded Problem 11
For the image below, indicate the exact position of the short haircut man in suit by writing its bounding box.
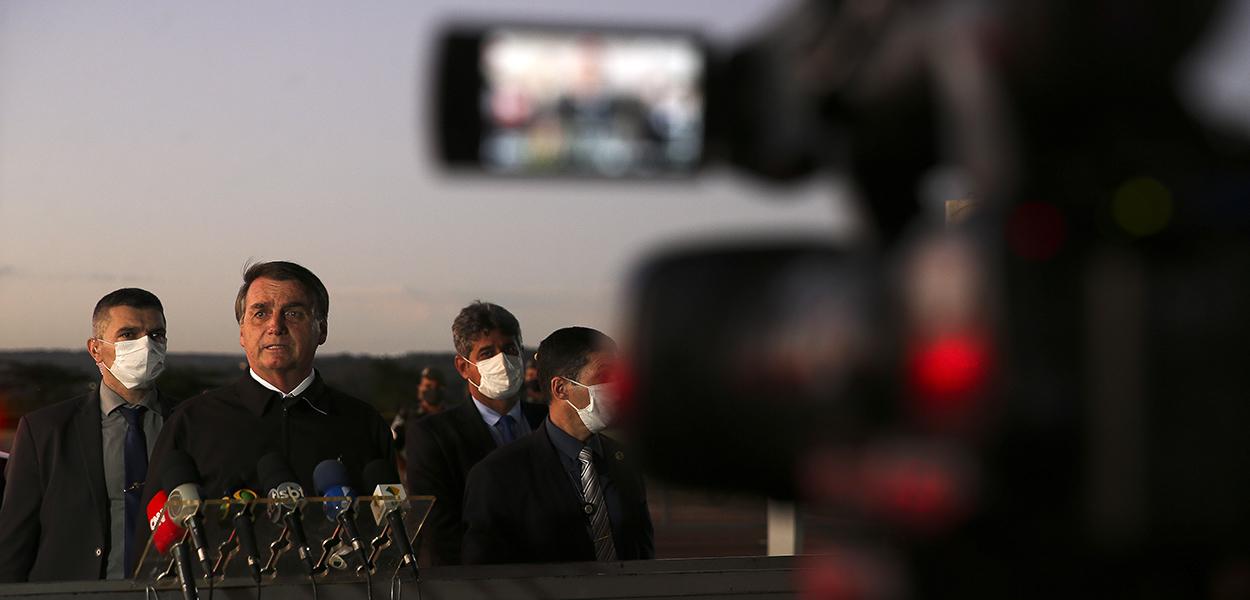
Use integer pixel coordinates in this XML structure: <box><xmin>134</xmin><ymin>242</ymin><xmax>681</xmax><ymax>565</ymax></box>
<box><xmin>143</xmin><ymin>261</ymin><xmax>393</xmax><ymax>506</ymax></box>
<box><xmin>0</xmin><ymin>288</ymin><xmax>179</xmax><ymax>582</ymax></box>
<box><xmin>406</xmin><ymin>301</ymin><xmax>547</xmax><ymax>565</ymax></box>
<box><xmin>462</xmin><ymin>327</ymin><xmax>654</xmax><ymax>565</ymax></box>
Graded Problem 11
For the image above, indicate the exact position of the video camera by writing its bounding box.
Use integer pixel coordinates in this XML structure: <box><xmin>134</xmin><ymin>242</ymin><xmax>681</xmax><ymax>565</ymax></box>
<box><xmin>432</xmin><ymin>2</ymin><xmax>1250</xmax><ymax>596</ymax></box>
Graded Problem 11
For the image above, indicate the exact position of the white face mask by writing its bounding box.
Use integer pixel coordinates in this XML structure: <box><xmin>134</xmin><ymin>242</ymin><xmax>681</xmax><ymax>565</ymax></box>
<box><xmin>465</xmin><ymin>352</ymin><xmax>524</xmax><ymax>400</ymax></box>
<box><xmin>96</xmin><ymin>335</ymin><xmax>167</xmax><ymax>390</ymax></box>
<box><xmin>562</xmin><ymin>378</ymin><xmax>615</xmax><ymax>433</ymax></box>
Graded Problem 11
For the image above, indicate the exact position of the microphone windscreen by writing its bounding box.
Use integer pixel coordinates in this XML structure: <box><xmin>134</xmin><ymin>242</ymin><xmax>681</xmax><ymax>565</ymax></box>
<box><xmin>362</xmin><ymin>459</ymin><xmax>400</xmax><ymax>489</ymax></box>
<box><xmin>258</xmin><ymin>452</ymin><xmax>297</xmax><ymax>492</ymax></box>
<box><xmin>146</xmin><ymin>490</ymin><xmax>184</xmax><ymax>555</ymax></box>
<box><xmin>313</xmin><ymin>459</ymin><xmax>351</xmax><ymax>496</ymax></box>
<box><xmin>220</xmin><ymin>473</ymin><xmax>247</xmax><ymax>497</ymax></box>
<box><xmin>215</xmin><ymin>474</ymin><xmax>247</xmax><ymax>521</ymax></box>
<box><xmin>160</xmin><ymin>450</ymin><xmax>201</xmax><ymax>492</ymax></box>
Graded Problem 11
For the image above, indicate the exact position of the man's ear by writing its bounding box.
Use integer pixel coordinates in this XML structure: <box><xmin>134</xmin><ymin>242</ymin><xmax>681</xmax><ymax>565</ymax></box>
<box><xmin>549</xmin><ymin>376</ymin><xmax>567</xmax><ymax>402</ymax></box>
<box><xmin>454</xmin><ymin>355</ymin><xmax>474</xmax><ymax>382</ymax></box>
<box><xmin>86</xmin><ymin>337</ymin><xmax>101</xmax><ymax>363</ymax></box>
<box><xmin>317</xmin><ymin>319</ymin><xmax>328</xmax><ymax>345</ymax></box>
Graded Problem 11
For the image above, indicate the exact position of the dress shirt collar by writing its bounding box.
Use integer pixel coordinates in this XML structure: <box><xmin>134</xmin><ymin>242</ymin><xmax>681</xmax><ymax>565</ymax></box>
<box><xmin>239</xmin><ymin>370</ymin><xmax>329</xmax><ymax>417</ymax></box>
<box><xmin>545</xmin><ymin>416</ymin><xmax>602</xmax><ymax>462</ymax></box>
<box><xmin>250</xmin><ymin>369</ymin><xmax>315</xmax><ymax>398</ymax></box>
<box><xmin>98</xmin><ymin>380</ymin><xmax>158</xmax><ymax>417</ymax></box>
<box><xmin>472</xmin><ymin>396</ymin><xmax>525</xmax><ymax>429</ymax></box>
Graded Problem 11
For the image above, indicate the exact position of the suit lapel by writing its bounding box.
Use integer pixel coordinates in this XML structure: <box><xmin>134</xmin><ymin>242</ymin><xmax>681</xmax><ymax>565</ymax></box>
<box><xmin>600</xmin><ymin>438</ymin><xmax>639</xmax><ymax>500</ymax></box>
<box><xmin>74</xmin><ymin>390</ymin><xmax>109</xmax><ymax>538</ymax></box>
<box><xmin>455</xmin><ymin>403</ymin><xmax>498</xmax><ymax>462</ymax></box>
<box><xmin>155</xmin><ymin>389</ymin><xmax>178</xmax><ymax>419</ymax></box>
<box><xmin>599</xmin><ymin>437</ymin><xmax>643</xmax><ymax>556</ymax></box>
<box><xmin>532</xmin><ymin>432</ymin><xmax>596</xmax><ymax>558</ymax></box>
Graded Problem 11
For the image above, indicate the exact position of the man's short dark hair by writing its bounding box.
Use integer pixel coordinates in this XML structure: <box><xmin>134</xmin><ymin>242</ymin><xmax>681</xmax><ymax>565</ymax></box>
<box><xmin>92</xmin><ymin>288</ymin><xmax>164</xmax><ymax>336</ymax></box>
<box><xmin>421</xmin><ymin>366</ymin><xmax>446</xmax><ymax>386</ymax></box>
<box><xmin>452</xmin><ymin>301</ymin><xmax>521</xmax><ymax>357</ymax></box>
<box><xmin>535</xmin><ymin>327</ymin><xmax>614</xmax><ymax>398</ymax></box>
<box><xmin>234</xmin><ymin>261</ymin><xmax>329</xmax><ymax>324</ymax></box>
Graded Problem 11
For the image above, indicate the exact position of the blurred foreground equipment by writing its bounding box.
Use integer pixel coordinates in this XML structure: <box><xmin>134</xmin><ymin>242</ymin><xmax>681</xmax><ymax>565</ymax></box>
<box><xmin>622</xmin><ymin>1</ymin><xmax>1250</xmax><ymax>598</ymax></box>
<box><xmin>433</xmin><ymin>0</ymin><xmax>1250</xmax><ymax>597</ymax></box>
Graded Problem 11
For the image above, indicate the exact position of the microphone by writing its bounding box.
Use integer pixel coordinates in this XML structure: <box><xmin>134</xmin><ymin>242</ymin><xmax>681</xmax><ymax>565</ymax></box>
<box><xmin>146</xmin><ymin>489</ymin><xmax>186</xmax><ymax>556</ymax></box>
<box><xmin>161</xmin><ymin>451</ymin><xmax>214</xmax><ymax>577</ymax></box>
<box><xmin>220</xmin><ymin>477</ymin><xmax>263</xmax><ymax>583</ymax></box>
<box><xmin>362</xmin><ymin>459</ymin><xmax>418</xmax><ymax>579</ymax></box>
<box><xmin>257</xmin><ymin>452</ymin><xmax>317</xmax><ymax>576</ymax></box>
<box><xmin>173</xmin><ymin>540</ymin><xmax>200</xmax><ymax>600</ymax></box>
<box><xmin>147</xmin><ymin>487</ymin><xmax>197</xmax><ymax>600</ymax></box>
<box><xmin>313</xmin><ymin>459</ymin><xmax>372</xmax><ymax>571</ymax></box>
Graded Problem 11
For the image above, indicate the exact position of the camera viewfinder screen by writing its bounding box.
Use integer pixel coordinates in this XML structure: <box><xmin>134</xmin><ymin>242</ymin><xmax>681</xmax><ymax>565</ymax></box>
<box><xmin>480</xmin><ymin>29</ymin><xmax>704</xmax><ymax>177</ymax></box>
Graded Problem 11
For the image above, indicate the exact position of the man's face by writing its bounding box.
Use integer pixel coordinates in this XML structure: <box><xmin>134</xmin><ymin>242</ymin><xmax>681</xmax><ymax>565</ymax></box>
<box><xmin>524</xmin><ymin>365</ymin><xmax>543</xmax><ymax>399</ymax></box>
<box><xmin>456</xmin><ymin>329</ymin><xmax>521</xmax><ymax>389</ymax></box>
<box><xmin>88</xmin><ymin>306</ymin><xmax>167</xmax><ymax>370</ymax></box>
<box><xmin>565</xmin><ymin>349</ymin><xmax>618</xmax><ymax>411</ymax></box>
<box><xmin>417</xmin><ymin>375</ymin><xmax>445</xmax><ymax>406</ymax></box>
<box><xmin>238</xmin><ymin>277</ymin><xmax>326</xmax><ymax>382</ymax></box>
<box><xmin>418</xmin><ymin>376</ymin><xmax>441</xmax><ymax>395</ymax></box>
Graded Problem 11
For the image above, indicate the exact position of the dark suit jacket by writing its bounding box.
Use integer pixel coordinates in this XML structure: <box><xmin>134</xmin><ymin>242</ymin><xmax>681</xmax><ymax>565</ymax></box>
<box><xmin>405</xmin><ymin>400</ymin><xmax>546</xmax><ymax>565</ymax></box>
<box><xmin>142</xmin><ymin>373</ymin><xmax>394</xmax><ymax>503</ymax></box>
<box><xmin>0</xmin><ymin>388</ymin><xmax>179</xmax><ymax>582</ymax></box>
<box><xmin>461</xmin><ymin>428</ymin><xmax>654</xmax><ymax>565</ymax></box>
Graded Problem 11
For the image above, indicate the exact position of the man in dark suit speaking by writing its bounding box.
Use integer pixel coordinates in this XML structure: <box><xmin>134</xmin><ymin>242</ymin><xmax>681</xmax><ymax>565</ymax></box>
<box><xmin>406</xmin><ymin>301</ymin><xmax>546</xmax><ymax>565</ymax></box>
<box><xmin>462</xmin><ymin>327</ymin><xmax>654</xmax><ymax>564</ymax></box>
<box><xmin>0</xmin><ymin>288</ymin><xmax>179</xmax><ymax>582</ymax></box>
<box><xmin>143</xmin><ymin>261</ymin><xmax>393</xmax><ymax>502</ymax></box>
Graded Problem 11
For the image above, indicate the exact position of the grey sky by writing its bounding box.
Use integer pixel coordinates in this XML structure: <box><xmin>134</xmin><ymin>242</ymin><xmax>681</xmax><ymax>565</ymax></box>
<box><xmin>0</xmin><ymin>0</ymin><xmax>858</xmax><ymax>354</ymax></box>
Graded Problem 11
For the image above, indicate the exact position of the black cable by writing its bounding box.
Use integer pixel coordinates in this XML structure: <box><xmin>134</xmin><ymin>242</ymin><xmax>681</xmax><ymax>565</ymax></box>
<box><xmin>364</xmin><ymin>564</ymin><xmax>373</xmax><ymax>600</ymax></box>
<box><xmin>310</xmin><ymin>573</ymin><xmax>319</xmax><ymax>600</ymax></box>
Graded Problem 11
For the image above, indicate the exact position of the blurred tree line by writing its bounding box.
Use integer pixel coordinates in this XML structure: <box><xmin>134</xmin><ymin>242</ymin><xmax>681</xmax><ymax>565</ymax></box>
<box><xmin>0</xmin><ymin>351</ymin><xmax>467</xmax><ymax>431</ymax></box>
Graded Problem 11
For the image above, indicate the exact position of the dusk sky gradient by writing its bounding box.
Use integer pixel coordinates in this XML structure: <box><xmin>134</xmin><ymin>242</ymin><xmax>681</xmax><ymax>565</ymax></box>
<box><xmin>0</xmin><ymin>0</ymin><xmax>860</xmax><ymax>355</ymax></box>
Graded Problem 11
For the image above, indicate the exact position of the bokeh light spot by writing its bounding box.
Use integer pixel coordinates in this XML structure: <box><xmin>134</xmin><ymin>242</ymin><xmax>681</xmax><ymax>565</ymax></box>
<box><xmin>907</xmin><ymin>333</ymin><xmax>991</xmax><ymax>412</ymax></box>
<box><xmin>1112</xmin><ymin>176</ymin><xmax>1172</xmax><ymax>236</ymax></box>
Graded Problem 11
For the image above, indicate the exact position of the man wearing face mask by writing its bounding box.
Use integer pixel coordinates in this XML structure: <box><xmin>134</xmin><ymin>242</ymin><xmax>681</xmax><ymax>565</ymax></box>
<box><xmin>392</xmin><ymin>366</ymin><xmax>448</xmax><ymax>481</ymax></box>
<box><xmin>0</xmin><ymin>288</ymin><xmax>180</xmax><ymax>582</ymax></box>
<box><xmin>461</xmin><ymin>327</ymin><xmax>653</xmax><ymax>565</ymax></box>
<box><xmin>405</xmin><ymin>301</ymin><xmax>547</xmax><ymax>565</ymax></box>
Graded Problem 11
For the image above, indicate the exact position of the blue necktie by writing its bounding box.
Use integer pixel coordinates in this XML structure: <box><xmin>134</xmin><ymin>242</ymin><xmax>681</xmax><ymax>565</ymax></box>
<box><xmin>119</xmin><ymin>405</ymin><xmax>148</xmax><ymax>576</ymax></box>
<box><xmin>498</xmin><ymin>414</ymin><xmax>516</xmax><ymax>445</ymax></box>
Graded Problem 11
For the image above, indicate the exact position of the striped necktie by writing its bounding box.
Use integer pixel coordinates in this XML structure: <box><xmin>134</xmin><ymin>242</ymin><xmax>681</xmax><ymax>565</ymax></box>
<box><xmin>578</xmin><ymin>446</ymin><xmax>617</xmax><ymax>561</ymax></box>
